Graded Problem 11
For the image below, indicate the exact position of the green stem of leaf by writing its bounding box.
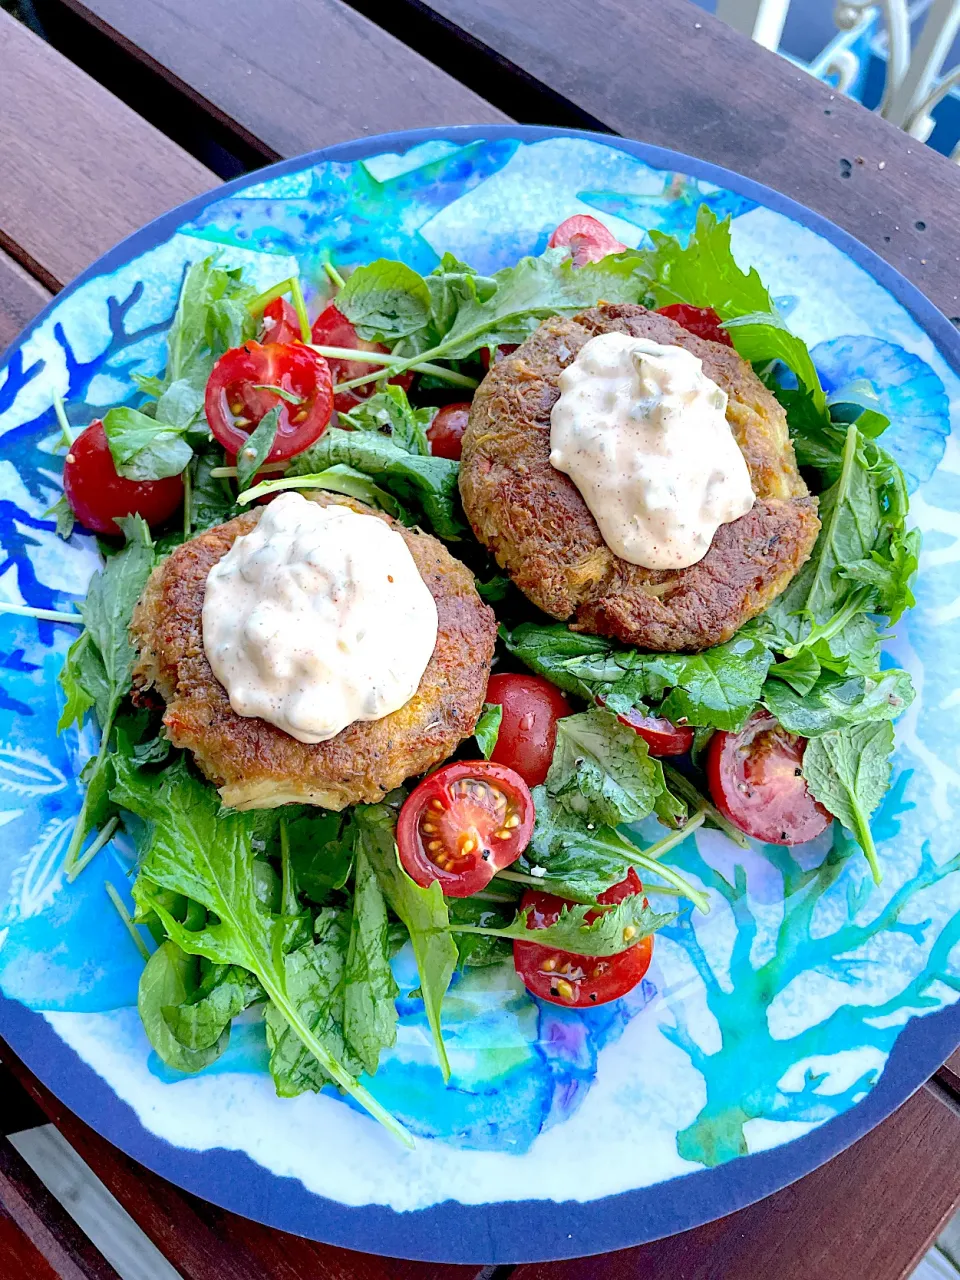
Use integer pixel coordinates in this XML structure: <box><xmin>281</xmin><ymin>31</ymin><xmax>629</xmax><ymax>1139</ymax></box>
<box><xmin>64</xmin><ymin>714</ymin><xmax>116</xmax><ymax>880</ymax></box>
<box><xmin>104</xmin><ymin>879</ymin><xmax>151</xmax><ymax>961</ymax></box>
<box><xmin>209</xmin><ymin>461</ymin><xmax>287</xmax><ymax>480</ymax></box>
<box><xmin>237</xmin><ymin>469</ymin><xmax>370</xmax><ymax>506</ymax></box>
<box><xmin>182</xmin><ymin>458</ymin><xmax>193</xmax><ymax>540</ymax></box>
<box><xmin>279</xmin><ymin>816</ymin><xmax>297</xmax><ymax>916</ymax></box>
<box><xmin>0</xmin><ymin>602</ymin><xmax>83</xmax><ymax>625</ymax></box>
<box><xmin>68</xmin><ymin>814</ymin><xmax>120</xmax><ymax>883</ymax></box>
<box><xmin>52</xmin><ymin>394</ymin><xmax>77</xmax><ymax>449</ymax></box>
<box><xmin>782</xmin><ymin>585</ymin><xmax>872</xmax><ymax>659</ymax></box>
<box><xmin>851</xmin><ymin>808</ymin><xmax>883</xmax><ymax>885</ymax></box>
<box><xmin>323</xmin><ymin>261</ymin><xmax>347</xmax><ymax>291</ymax></box>
<box><xmin>309</xmin><ymin>345</ymin><xmax>479</xmax><ymax>390</ymax></box>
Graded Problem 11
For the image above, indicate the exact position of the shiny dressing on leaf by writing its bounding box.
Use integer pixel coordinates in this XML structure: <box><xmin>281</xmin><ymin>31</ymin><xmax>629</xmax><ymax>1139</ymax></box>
<box><xmin>549</xmin><ymin>332</ymin><xmax>755</xmax><ymax>569</ymax></box>
<box><xmin>202</xmin><ymin>492</ymin><xmax>438</xmax><ymax>743</ymax></box>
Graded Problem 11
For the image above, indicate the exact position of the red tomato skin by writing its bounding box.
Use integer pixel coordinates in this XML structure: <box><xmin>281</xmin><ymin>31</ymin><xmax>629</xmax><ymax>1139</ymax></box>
<box><xmin>611</xmin><ymin>706</ymin><xmax>694</xmax><ymax>756</ymax></box>
<box><xmin>481</xmin><ymin>344</ymin><xmax>519</xmax><ymax>371</ymax></box>
<box><xmin>63</xmin><ymin>419</ymin><xmax>184</xmax><ymax>535</ymax></box>
<box><xmin>548</xmin><ymin>215</ymin><xmax>627</xmax><ymax>267</ymax></box>
<box><xmin>204</xmin><ymin>341</ymin><xmax>333</xmax><ymax>462</ymax></box>
<box><xmin>397</xmin><ymin>761</ymin><xmax>534</xmax><ymax>897</ymax></box>
<box><xmin>310</xmin><ymin>304</ymin><xmax>413</xmax><ymax>413</ymax></box>
<box><xmin>706</xmin><ymin>711</ymin><xmax>831</xmax><ymax>845</ymax></box>
<box><xmin>427</xmin><ymin>403</ymin><xmax>472</xmax><ymax>461</ymax></box>
<box><xmin>655</xmin><ymin>304</ymin><xmax>733</xmax><ymax>348</ymax></box>
<box><xmin>260</xmin><ymin>297</ymin><xmax>301</xmax><ymax>345</ymax></box>
<box><xmin>513</xmin><ymin>868</ymin><xmax>654</xmax><ymax>1008</ymax></box>
<box><xmin>485</xmin><ymin>673</ymin><xmax>573</xmax><ymax>787</ymax></box>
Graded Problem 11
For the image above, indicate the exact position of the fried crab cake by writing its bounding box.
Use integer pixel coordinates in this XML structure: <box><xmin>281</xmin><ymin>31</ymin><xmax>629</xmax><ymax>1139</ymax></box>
<box><xmin>131</xmin><ymin>492</ymin><xmax>497</xmax><ymax>811</ymax></box>
<box><xmin>459</xmin><ymin>303</ymin><xmax>821</xmax><ymax>653</ymax></box>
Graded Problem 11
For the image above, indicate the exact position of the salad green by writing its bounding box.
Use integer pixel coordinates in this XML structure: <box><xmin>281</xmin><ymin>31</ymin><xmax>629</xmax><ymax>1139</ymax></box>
<box><xmin>31</xmin><ymin>206</ymin><xmax>919</xmax><ymax>1144</ymax></box>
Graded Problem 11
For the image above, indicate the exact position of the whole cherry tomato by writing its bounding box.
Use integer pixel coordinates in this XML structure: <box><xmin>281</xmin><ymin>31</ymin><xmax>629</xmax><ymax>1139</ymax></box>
<box><xmin>310</xmin><ymin>304</ymin><xmax>413</xmax><ymax>413</ymax></box>
<box><xmin>427</xmin><ymin>403</ymin><xmax>472</xmax><ymax>461</ymax></box>
<box><xmin>397</xmin><ymin>761</ymin><xmax>534</xmax><ymax>897</ymax></box>
<box><xmin>485</xmin><ymin>673</ymin><xmax>573</xmax><ymax>787</ymax></box>
<box><xmin>656</xmin><ymin>304</ymin><xmax>733</xmax><ymax>348</ymax></box>
<box><xmin>610</xmin><ymin>706</ymin><xmax>694</xmax><ymax>757</ymax></box>
<box><xmin>63</xmin><ymin>419</ymin><xmax>184</xmax><ymax>535</ymax></box>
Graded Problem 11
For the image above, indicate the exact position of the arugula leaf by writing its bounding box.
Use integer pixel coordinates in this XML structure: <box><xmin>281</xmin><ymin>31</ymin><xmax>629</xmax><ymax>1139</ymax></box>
<box><xmin>763</xmin><ymin>666</ymin><xmax>913</xmax><ymax>736</ymax></box>
<box><xmin>474</xmin><ymin>703</ymin><xmax>502</xmax><ymax>759</ymax></box>
<box><xmin>163</xmin><ymin>965</ymin><xmax>264</xmax><ymax>1051</ymax></box>
<box><xmin>767</xmin><ymin>650</ymin><xmax>822</xmax><ymax>697</ymax></box>
<box><xmin>138</xmin><ymin>941</ymin><xmax>231</xmax><ymax>1073</ymax></box>
<box><xmin>338</xmin><ymin>385</ymin><xmax>433</xmax><ymax>456</ymax></box>
<box><xmin>154</xmin><ymin>378</ymin><xmax>205</xmax><ymax>428</ymax></box>
<box><xmin>289</xmin><ymin>428</ymin><xmax>463</xmax><ymax>538</ymax></box>
<box><xmin>840</xmin><ymin>526</ymin><xmax>921</xmax><ymax>625</ymax></box>
<box><xmin>337</xmin><ymin>259</ymin><xmax>433</xmax><ymax>342</ymax></box>
<box><xmin>802</xmin><ymin>721</ymin><xmax>894</xmax><ymax>882</ymax></box>
<box><xmin>190</xmin><ymin>454</ymin><xmax>239</xmax><ymax>533</ymax></box>
<box><xmin>287</xmin><ymin>809</ymin><xmax>355</xmax><ymax>905</ymax></box>
<box><xmin>236</xmin><ymin>405</ymin><xmax>280</xmax><ymax>491</ymax></box>
<box><xmin>356</xmin><ymin>804</ymin><xmax>457</xmax><ymax>1082</ymax></box>
<box><xmin>640</xmin><ymin>206</ymin><xmax>826</xmax><ymax>410</ymax></box>
<box><xmin>547</xmin><ymin>707</ymin><xmax>662</xmax><ymax>826</ymax></box>
<box><xmin>447</xmin><ymin>897</ymin><xmax>514</xmax><ymax>970</ymax></box>
<box><xmin>48</xmin><ymin>493</ymin><xmax>75</xmax><ymax>540</ymax></box>
<box><xmin>161</xmin><ymin>257</ymin><xmax>258</xmax><ymax>393</ymax></box>
<box><xmin>450</xmin><ymin>895</ymin><xmax>674</xmax><ymax>957</ymax></box>
<box><xmin>344</xmin><ymin>841</ymin><xmax>399</xmax><ymax>1076</ymax></box>
<box><xmin>59</xmin><ymin>518</ymin><xmax>156</xmax><ymax>877</ymax></box>
<box><xmin>525</xmin><ymin>785</ymin><xmax>711</xmax><ymax>910</ymax></box>
<box><xmin>116</xmin><ymin>756</ymin><xmax>409</xmax><ymax>1142</ymax></box>
<box><xmin>476</xmin><ymin>574</ymin><xmax>511</xmax><ymax>603</ymax></box>
<box><xmin>504</xmin><ymin>622</ymin><xmax>770</xmax><ymax>731</ymax></box>
<box><xmin>102</xmin><ymin>407</ymin><xmax>193</xmax><ymax>481</ymax></box>
<box><xmin>264</xmin><ymin>907</ymin><xmax>363</xmax><ymax>1096</ymax></box>
<box><xmin>238</xmin><ymin>466</ymin><xmax>410</xmax><ymax>523</ymax></box>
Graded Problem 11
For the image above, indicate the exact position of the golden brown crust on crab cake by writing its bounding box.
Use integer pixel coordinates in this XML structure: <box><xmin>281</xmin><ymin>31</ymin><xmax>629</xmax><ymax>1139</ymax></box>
<box><xmin>458</xmin><ymin>302</ymin><xmax>821</xmax><ymax>653</ymax></box>
<box><xmin>130</xmin><ymin>492</ymin><xmax>497</xmax><ymax>811</ymax></box>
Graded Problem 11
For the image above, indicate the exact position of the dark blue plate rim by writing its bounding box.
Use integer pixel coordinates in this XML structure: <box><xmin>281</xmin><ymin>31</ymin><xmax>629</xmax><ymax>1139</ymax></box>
<box><xmin>2</xmin><ymin>124</ymin><xmax>958</xmax><ymax>1265</ymax></box>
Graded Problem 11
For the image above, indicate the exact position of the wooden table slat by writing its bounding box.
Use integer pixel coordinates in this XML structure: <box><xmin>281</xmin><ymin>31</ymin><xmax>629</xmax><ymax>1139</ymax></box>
<box><xmin>513</xmin><ymin>1083</ymin><xmax>960</xmax><ymax>1280</ymax></box>
<box><xmin>0</xmin><ymin>9</ymin><xmax>216</xmax><ymax>290</ymax></box>
<box><xmin>2</xmin><ymin>1046</ymin><xmax>487</xmax><ymax>1280</ymax></box>
<box><xmin>0</xmin><ymin>1130</ymin><xmax>121</xmax><ymax>1280</ymax></box>
<box><xmin>40</xmin><ymin>0</ymin><xmax>508</xmax><ymax>167</ymax></box>
<box><xmin>0</xmin><ymin>248</ymin><xmax>52</xmax><ymax>356</ymax></box>
<box><xmin>354</xmin><ymin>0</ymin><xmax>960</xmax><ymax>322</ymax></box>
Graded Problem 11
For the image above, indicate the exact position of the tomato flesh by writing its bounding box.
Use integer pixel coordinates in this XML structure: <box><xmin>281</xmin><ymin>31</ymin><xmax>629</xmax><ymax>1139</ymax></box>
<box><xmin>611</xmin><ymin>706</ymin><xmax>694</xmax><ymax>756</ymax></box>
<box><xmin>513</xmin><ymin>868</ymin><xmax>653</xmax><ymax>1008</ymax></box>
<box><xmin>706</xmin><ymin>711</ymin><xmax>831</xmax><ymax>845</ymax></box>
<box><xmin>204</xmin><ymin>341</ymin><xmax>333</xmax><ymax>462</ymax></box>
<box><xmin>63</xmin><ymin>419</ymin><xmax>184</xmax><ymax>535</ymax></box>
<box><xmin>310</xmin><ymin>303</ymin><xmax>413</xmax><ymax>413</ymax></box>
<box><xmin>397</xmin><ymin>761</ymin><xmax>534</xmax><ymax>897</ymax></box>
<box><xmin>260</xmin><ymin>297</ymin><xmax>302</xmax><ymax>345</ymax></box>
<box><xmin>656</xmin><ymin>304</ymin><xmax>733</xmax><ymax>348</ymax></box>
<box><xmin>427</xmin><ymin>402</ymin><xmax>472</xmax><ymax>460</ymax></box>
<box><xmin>548</xmin><ymin>215</ymin><xmax>627</xmax><ymax>267</ymax></box>
<box><xmin>485</xmin><ymin>673</ymin><xmax>573</xmax><ymax>787</ymax></box>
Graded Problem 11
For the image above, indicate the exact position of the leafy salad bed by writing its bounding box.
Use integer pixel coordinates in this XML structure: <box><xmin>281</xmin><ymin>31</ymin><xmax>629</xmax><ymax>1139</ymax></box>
<box><xmin>36</xmin><ymin>208</ymin><xmax>918</xmax><ymax>1145</ymax></box>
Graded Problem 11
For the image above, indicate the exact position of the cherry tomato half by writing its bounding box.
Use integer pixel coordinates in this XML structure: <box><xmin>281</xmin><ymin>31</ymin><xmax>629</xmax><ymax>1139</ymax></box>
<box><xmin>485</xmin><ymin>673</ymin><xmax>573</xmax><ymax>787</ymax></box>
<box><xmin>204</xmin><ymin>341</ymin><xmax>333</xmax><ymax>462</ymax></box>
<box><xmin>706</xmin><ymin>710</ymin><xmax>831</xmax><ymax>845</ymax></box>
<box><xmin>397</xmin><ymin>761</ymin><xmax>534</xmax><ymax>897</ymax></box>
<box><xmin>310</xmin><ymin>303</ymin><xmax>413</xmax><ymax>413</ymax></box>
<box><xmin>656</xmin><ymin>304</ymin><xmax>733</xmax><ymax>348</ymax></box>
<box><xmin>611</xmin><ymin>706</ymin><xmax>694</xmax><ymax>757</ymax></box>
<box><xmin>427</xmin><ymin>403</ymin><xmax>472</xmax><ymax>461</ymax></box>
<box><xmin>63</xmin><ymin>419</ymin><xmax>184</xmax><ymax>535</ymax></box>
<box><xmin>260</xmin><ymin>297</ymin><xmax>302</xmax><ymax>345</ymax></box>
<box><xmin>548</xmin><ymin>215</ymin><xmax>627</xmax><ymax>267</ymax></box>
<box><xmin>513</xmin><ymin>868</ymin><xmax>654</xmax><ymax>1008</ymax></box>
<box><xmin>480</xmin><ymin>344</ymin><xmax>519</xmax><ymax>371</ymax></box>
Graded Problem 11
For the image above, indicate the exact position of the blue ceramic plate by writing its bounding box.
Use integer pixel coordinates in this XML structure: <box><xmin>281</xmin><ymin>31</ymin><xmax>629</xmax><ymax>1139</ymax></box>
<box><xmin>1</xmin><ymin>127</ymin><xmax>959</xmax><ymax>1265</ymax></box>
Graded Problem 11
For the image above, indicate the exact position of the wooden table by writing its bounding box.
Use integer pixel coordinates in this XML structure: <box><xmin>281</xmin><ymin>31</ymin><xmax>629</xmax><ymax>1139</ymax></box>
<box><xmin>3</xmin><ymin>1</ymin><xmax>960</xmax><ymax>1275</ymax></box>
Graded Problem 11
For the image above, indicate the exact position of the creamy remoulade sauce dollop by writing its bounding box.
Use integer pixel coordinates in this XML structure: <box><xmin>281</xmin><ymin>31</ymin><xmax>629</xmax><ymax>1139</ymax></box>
<box><xmin>202</xmin><ymin>492</ymin><xmax>438</xmax><ymax>743</ymax></box>
<box><xmin>549</xmin><ymin>332</ymin><xmax>755</xmax><ymax>570</ymax></box>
